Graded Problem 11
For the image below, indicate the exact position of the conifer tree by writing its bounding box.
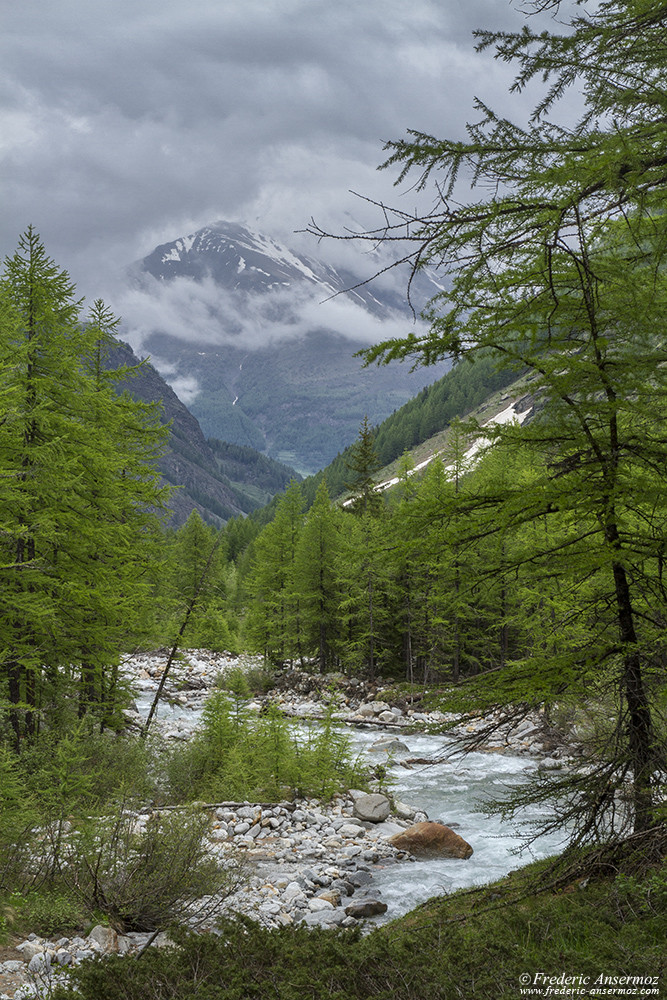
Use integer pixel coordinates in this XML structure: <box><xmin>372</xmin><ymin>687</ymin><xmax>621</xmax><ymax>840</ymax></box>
<box><xmin>312</xmin><ymin>1</ymin><xmax>667</xmax><ymax>836</ymax></box>
<box><xmin>0</xmin><ymin>229</ymin><xmax>168</xmax><ymax>744</ymax></box>
<box><xmin>244</xmin><ymin>482</ymin><xmax>305</xmax><ymax>665</ymax></box>
<box><xmin>292</xmin><ymin>480</ymin><xmax>343</xmax><ymax>673</ymax></box>
<box><xmin>344</xmin><ymin>416</ymin><xmax>383</xmax><ymax>516</ymax></box>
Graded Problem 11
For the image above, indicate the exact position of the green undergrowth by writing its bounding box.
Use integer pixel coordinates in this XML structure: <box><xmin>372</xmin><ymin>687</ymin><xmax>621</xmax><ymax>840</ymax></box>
<box><xmin>167</xmin><ymin>690</ymin><xmax>370</xmax><ymax>803</ymax></box>
<box><xmin>51</xmin><ymin>833</ymin><xmax>667</xmax><ymax>1000</ymax></box>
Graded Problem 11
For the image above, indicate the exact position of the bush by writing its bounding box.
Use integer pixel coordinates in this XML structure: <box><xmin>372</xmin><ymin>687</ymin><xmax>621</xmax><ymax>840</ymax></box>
<box><xmin>216</xmin><ymin>663</ymin><xmax>275</xmax><ymax>696</ymax></box>
<box><xmin>50</xmin><ymin>855</ymin><xmax>667</xmax><ymax>1000</ymax></box>
<box><xmin>0</xmin><ymin>745</ymin><xmax>41</xmax><ymax>893</ymax></box>
<box><xmin>54</xmin><ymin>807</ymin><xmax>246</xmax><ymax>932</ymax></box>
<box><xmin>19</xmin><ymin>725</ymin><xmax>158</xmax><ymax>816</ymax></box>
<box><xmin>6</xmin><ymin>889</ymin><xmax>86</xmax><ymax>937</ymax></box>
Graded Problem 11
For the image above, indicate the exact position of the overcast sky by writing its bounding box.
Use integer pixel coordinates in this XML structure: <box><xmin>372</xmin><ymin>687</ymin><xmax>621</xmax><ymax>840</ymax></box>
<box><xmin>1</xmin><ymin>0</ymin><xmax>562</xmax><ymax>304</ymax></box>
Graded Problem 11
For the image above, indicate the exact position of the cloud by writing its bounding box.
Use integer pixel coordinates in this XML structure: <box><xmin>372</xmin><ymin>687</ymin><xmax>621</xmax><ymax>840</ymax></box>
<box><xmin>0</xmin><ymin>0</ymin><xmax>560</xmax><ymax>298</ymax></box>
<box><xmin>116</xmin><ymin>271</ymin><xmax>425</xmax><ymax>356</ymax></box>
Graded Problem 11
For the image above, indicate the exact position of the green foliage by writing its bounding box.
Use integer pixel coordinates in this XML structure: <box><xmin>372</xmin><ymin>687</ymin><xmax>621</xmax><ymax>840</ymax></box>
<box><xmin>0</xmin><ymin>229</ymin><xmax>169</xmax><ymax>743</ymax></box>
<box><xmin>166</xmin><ymin>691</ymin><xmax>369</xmax><ymax>803</ymax></box>
<box><xmin>0</xmin><ymin>744</ymin><xmax>40</xmax><ymax>893</ymax></box>
<box><xmin>6</xmin><ymin>889</ymin><xmax>86</xmax><ymax>938</ymax></box>
<box><xmin>50</xmin><ymin>853</ymin><xmax>667</xmax><ymax>1000</ymax></box>
<box><xmin>150</xmin><ymin>511</ymin><xmax>240</xmax><ymax>653</ymax></box>
<box><xmin>19</xmin><ymin>726</ymin><xmax>158</xmax><ymax>817</ymax></box>
<box><xmin>243</xmin><ymin>481</ymin><xmax>306</xmax><ymax>664</ymax></box>
<box><xmin>339</xmin><ymin>0</ymin><xmax>667</xmax><ymax>836</ymax></box>
<box><xmin>344</xmin><ymin>416</ymin><xmax>383</xmax><ymax>516</ymax></box>
<box><xmin>55</xmin><ymin>807</ymin><xmax>241</xmax><ymax>932</ymax></box>
<box><xmin>295</xmin><ymin>702</ymin><xmax>371</xmax><ymax>800</ymax></box>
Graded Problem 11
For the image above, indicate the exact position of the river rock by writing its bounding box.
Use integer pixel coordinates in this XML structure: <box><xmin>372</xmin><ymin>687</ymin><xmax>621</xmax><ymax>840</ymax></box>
<box><xmin>88</xmin><ymin>925</ymin><xmax>118</xmax><ymax>953</ymax></box>
<box><xmin>371</xmin><ymin>738</ymin><xmax>410</xmax><ymax>754</ymax></box>
<box><xmin>345</xmin><ymin>899</ymin><xmax>388</xmax><ymax>918</ymax></box>
<box><xmin>27</xmin><ymin>952</ymin><xmax>51</xmax><ymax>976</ymax></box>
<box><xmin>301</xmin><ymin>909</ymin><xmax>346</xmax><ymax>927</ymax></box>
<box><xmin>317</xmin><ymin>889</ymin><xmax>341</xmax><ymax>906</ymax></box>
<box><xmin>16</xmin><ymin>941</ymin><xmax>45</xmax><ymax>961</ymax></box>
<box><xmin>339</xmin><ymin>822</ymin><xmax>366</xmax><ymax>837</ymax></box>
<box><xmin>352</xmin><ymin>793</ymin><xmax>391</xmax><ymax>823</ymax></box>
<box><xmin>368</xmin><ymin>820</ymin><xmax>404</xmax><ymax>838</ymax></box>
<box><xmin>386</xmin><ymin>821</ymin><xmax>474</xmax><ymax>858</ymax></box>
<box><xmin>308</xmin><ymin>897</ymin><xmax>334</xmax><ymax>912</ymax></box>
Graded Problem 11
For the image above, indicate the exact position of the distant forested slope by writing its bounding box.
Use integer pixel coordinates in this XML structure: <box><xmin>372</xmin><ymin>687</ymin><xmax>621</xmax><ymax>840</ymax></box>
<box><xmin>249</xmin><ymin>355</ymin><xmax>520</xmax><ymax>524</ymax></box>
<box><xmin>307</xmin><ymin>356</ymin><xmax>519</xmax><ymax>502</ymax></box>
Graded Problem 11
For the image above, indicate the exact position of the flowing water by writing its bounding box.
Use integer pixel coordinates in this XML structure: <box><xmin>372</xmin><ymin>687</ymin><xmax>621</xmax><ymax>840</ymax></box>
<box><xmin>135</xmin><ymin>689</ymin><xmax>567</xmax><ymax>920</ymax></box>
<box><xmin>347</xmin><ymin>726</ymin><xmax>567</xmax><ymax>920</ymax></box>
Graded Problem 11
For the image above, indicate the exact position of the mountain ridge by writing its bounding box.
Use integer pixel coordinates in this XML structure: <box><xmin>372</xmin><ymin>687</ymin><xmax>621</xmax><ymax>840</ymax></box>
<box><xmin>122</xmin><ymin>220</ymin><xmax>450</xmax><ymax>474</ymax></box>
<box><xmin>106</xmin><ymin>339</ymin><xmax>298</xmax><ymax>525</ymax></box>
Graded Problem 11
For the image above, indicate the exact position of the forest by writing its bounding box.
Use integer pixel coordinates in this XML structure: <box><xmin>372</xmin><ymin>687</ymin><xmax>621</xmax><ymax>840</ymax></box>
<box><xmin>1</xmin><ymin>0</ymin><xmax>667</xmax><ymax>996</ymax></box>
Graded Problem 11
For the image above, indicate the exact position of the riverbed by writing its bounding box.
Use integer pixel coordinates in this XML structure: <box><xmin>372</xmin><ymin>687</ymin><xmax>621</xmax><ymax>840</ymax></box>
<box><xmin>131</xmin><ymin>656</ymin><xmax>568</xmax><ymax>923</ymax></box>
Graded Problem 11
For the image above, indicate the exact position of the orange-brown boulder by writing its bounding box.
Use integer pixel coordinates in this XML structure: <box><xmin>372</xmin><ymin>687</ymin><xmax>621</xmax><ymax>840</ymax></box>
<box><xmin>387</xmin><ymin>821</ymin><xmax>473</xmax><ymax>858</ymax></box>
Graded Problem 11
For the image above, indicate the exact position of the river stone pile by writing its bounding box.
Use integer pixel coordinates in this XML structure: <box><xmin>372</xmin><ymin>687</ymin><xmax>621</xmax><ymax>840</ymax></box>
<box><xmin>121</xmin><ymin>652</ymin><xmax>564</xmax><ymax>758</ymax></box>
<box><xmin>0</xmin><ymin>928</ymin><xmax>177</xmax><ymax>1000</ymax></box>
<box><xmin>0</xmin><ymin>792</ymin><xmax>430</xmax><ymax>999</ymax></box>
<box><xmin>198</xmin><ymin>790</ymin><xmax>428</xmax><ymax>930</ymax></box>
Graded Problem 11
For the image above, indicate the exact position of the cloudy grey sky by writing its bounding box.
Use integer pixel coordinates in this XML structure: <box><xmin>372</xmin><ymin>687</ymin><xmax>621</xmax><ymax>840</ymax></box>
<box><xmin>1</xmin><ymin>0</ymin><xmax>558</xmax><ymax>304</ymax></box>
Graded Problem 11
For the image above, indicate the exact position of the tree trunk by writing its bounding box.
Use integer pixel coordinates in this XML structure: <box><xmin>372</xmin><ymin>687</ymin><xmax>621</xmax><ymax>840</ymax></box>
<box><xmin>612</xmin><ymin>560</ymin><xmax>655</xmax><ymax>831</ymax></box>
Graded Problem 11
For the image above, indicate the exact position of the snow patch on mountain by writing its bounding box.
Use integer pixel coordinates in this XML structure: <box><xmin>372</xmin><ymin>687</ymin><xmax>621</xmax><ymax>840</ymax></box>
<box><xmin>344</xmin><ymin>398</ymin><xmax>531</xmax><ymax>506</ymax></box>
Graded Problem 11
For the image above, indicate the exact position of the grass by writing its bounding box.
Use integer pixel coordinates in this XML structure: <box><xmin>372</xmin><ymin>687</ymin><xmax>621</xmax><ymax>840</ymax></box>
<box><xmin>50</xmin><ymin>830</ymin><xmax>667</xmax><ymax>1000</ymax></box>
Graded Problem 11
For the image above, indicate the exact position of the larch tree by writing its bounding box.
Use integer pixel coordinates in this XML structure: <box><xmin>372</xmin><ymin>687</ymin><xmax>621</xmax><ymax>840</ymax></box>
<box><xmin>311</xmin><ymin>0</ymin><xmax>667</xmax><ymax>837</ymax></box>
<box><xmin>292</xmin><ymin>480</ymin><xmax>344</xmax><ymax>673</ymax></box>
<box><xmin>244</xmin><ymin>481</ymin><xmax>305</xmax><ymax>665</ymax></box>
<box><xmin>0</xmin><ymin>228</ymin><xmax>168</xmax><ymax>745</ymax></box>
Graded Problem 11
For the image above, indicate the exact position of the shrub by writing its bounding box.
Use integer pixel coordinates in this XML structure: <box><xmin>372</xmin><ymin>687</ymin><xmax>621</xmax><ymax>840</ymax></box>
<box><xmin>0</xmin><ymin>745</ymin><xmax>41</xmax><ymax>893</ymax></box>
<box><xmin>54</xmin><ymin>807</ymin><xmax>246</xmax><ymax>932</ymax></box>
<box><xmin>19</xmin><ymin>725</ymin><xmax>158</xmax><ymax>816</ymax></box>
<box><xmin>7</xmin><ymin>889</ymin><xmax>85</xmax><ymax>937</ymax></box>
<box><xmin>167</xmin><ymin>693</ymin><xmax>369</xmax><ymax>804</ymax></box>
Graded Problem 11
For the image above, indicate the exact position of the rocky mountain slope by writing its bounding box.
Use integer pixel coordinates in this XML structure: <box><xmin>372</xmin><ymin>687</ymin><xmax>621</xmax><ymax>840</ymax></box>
<box><xmin>107</xmin><ymin>339</ymin><xmax>297</xmax><ymax>525</ymax></box>
<box><xmin>122</xmin><ymin>221</ymin><xmax>450</xmax><ymax>474</ymax></box>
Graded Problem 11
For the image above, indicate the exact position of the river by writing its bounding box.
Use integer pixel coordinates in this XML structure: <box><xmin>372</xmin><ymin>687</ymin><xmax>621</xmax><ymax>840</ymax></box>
<box><xmin>135</xmin><ymin>685</ymin><xmax>567</xmax><ymax>922</ymax></box>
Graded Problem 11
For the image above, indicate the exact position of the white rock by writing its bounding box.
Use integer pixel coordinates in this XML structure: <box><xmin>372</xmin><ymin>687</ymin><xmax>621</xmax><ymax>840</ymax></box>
<box><xmin>353</xmin><ymin>793</ymin><xmax>391</xmax><ymax>823</ymax></box>
<box><xmin>88</xmin><ymin>925</ymin><xmax>118</xmax><ymax>953</ymax></box>
<box><xmin>308</xmin><ymin>897</ymin><xmax>334</xmax><ymax>912</ymax></box>
<box><xmin>15</xmin><ymin>943</ymin><xmax>44</xmax><ymax>961</ymax></box>
<box><xmin>27</xmin><ymin>954</ymin><xmax>50</xmax><ymax>975</ymax></box>
<box><xmin>339</xmin><ymin>823</ymin><xmax>366</xmax><ymax>838</ymax></box>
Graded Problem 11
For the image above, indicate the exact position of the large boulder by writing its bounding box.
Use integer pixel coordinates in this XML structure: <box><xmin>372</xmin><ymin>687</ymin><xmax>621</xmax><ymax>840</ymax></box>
<box><xmin>345</xmin><ymin>899</ymin><xmax>388</xmax><ymax>918</ymax></box>
<box><xmin>87</xmin><ymin>925</ymin><xmax>118</xmax><ymax>953</ymax></box>
<box><xmin>387</xmin><ymin>821</ymin><xmax>473</xmax><ymax>858</ymax></box>
<box><xmin>352</xmin><ymin>793</ymin><xmax>391</xmax><ymax>823</ymax></box>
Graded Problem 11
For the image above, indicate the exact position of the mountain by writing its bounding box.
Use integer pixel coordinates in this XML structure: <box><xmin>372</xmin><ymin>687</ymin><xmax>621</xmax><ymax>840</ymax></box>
<box><xmin>123</xmin><ymin>221</ymin><xmax>450</xmax><ymax>475</ymax></box>
<box><xmin>107</xmin><ymin>339</ymin><xmax>298</xmax><ymax>526</ymax></box>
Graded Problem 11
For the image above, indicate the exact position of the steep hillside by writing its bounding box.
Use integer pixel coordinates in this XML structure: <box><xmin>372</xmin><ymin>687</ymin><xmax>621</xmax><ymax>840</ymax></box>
<box><xmin>107</xmin><ymin>340</ymin><xmax>297</xmax><ymax>525</ymax></box>
<box><xmin>249</xmin><ymin>358</ymin><xmax>532</xmax><ymax>525</ymax></box>
<box><xmin>122</xmin><ymin>220</ymin><xmax>450</xmax><ymax>474</ymax></box>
